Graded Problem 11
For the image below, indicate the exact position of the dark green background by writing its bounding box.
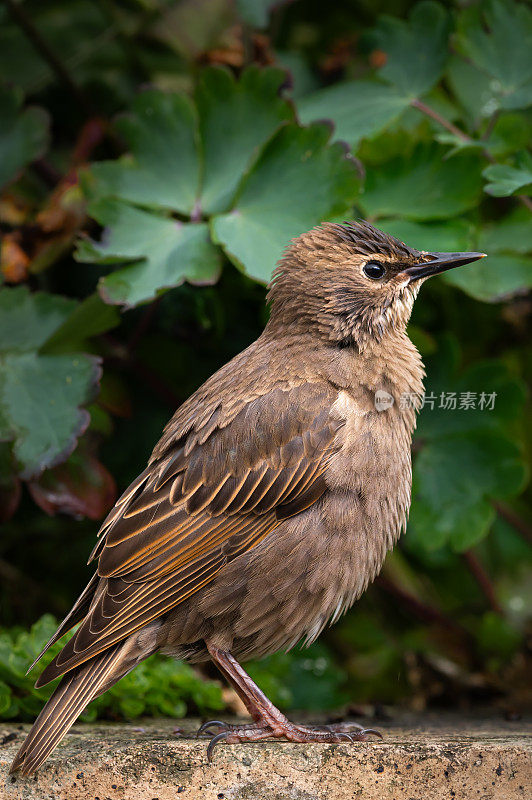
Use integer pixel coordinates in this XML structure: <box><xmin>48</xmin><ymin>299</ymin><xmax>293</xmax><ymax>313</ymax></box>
<box><xmin>0</xmin><ymin>0</ymin><xmax>530</xmax><ymax>722</ymax></box>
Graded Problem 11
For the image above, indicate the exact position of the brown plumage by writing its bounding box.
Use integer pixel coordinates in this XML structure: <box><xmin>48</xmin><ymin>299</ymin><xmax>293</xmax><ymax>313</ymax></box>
<box><xmin>10</xmin><ymin>222</ymin><xmax>485</xmax><ymax>775</ymax></box>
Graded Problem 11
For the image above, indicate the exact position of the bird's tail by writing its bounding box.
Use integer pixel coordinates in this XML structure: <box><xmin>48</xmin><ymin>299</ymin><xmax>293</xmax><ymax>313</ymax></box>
<box><xmin>10</xmin><ymin>643</ymin><xmax>134</xmax><ymax>776</ymax></box>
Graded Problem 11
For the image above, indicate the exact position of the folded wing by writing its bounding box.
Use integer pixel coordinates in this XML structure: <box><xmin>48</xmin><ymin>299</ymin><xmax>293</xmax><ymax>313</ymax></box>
<box><xmin>36</xmin><ymin>383</ymin><xmax>342</xmax><ymax>686</ymax></box>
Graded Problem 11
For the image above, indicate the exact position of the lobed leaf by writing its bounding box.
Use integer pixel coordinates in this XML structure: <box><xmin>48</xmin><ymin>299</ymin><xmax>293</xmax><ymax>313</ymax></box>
<box><xmin>482</xmin><ymin>152</ymin><xmax>532</xmax><ymax>197</ymax></box>
<box><xmin>89</xmin><ymin>91</ymin><xmax>200</xmax><ymax>215</ymax></box>
<box><xmin>28</xmin><ymin>448</ymin><xmax>116</xmax><ymax>520</ymax></box>
<box><xmin>0</xmin><ymin>351</ymin><xmax>100</xmax><ymax>479</ymax></box>
<box><xmin>298</xmin><ymin>80</ymin><xmax>410</xmax><ymax>149</ymax></box>
<box><xmin>361</xmin><ymin>144</ymin><xmax>483</xmax><ymax>220</ymax></box>
<box><xmin>478</xmin><ymin>208</ymin><xmax>532</xmax><ymax>255</ymax></box>
<box><xmin>410</xmin><ymin>340</ymin><xmax>528</xmax><ymax>551</ymax></box>
<box><xmin>372</xmin><ymin>1</ymin><xmax>451</xmax><ymax>99</ymax></box>
<box><xmin>378</xmin><ymin>218</ymin><xmax>473</xmax><ymax>253</ymax></box>
<box><xmin>446</xmin><ymin>55</ymin><xmax>500</xmax><ymax>124</ymax></box>
<box><xmin>411</xmin><ymin>432</ymin><xmax>526</xmax><ymax>551</ymax></box>
<box><xmin>455</xmin><ymin>0</ymin><xmax>532</xmax><ymax>112</ymax></box>
<box><xmin>0</xmin><ymin>287</ymin><xmax>76</xmax><ymax>353</ymax></box>
<box><xmin>211</xmin><ymin>122</ymin><xmax>360</xmax><ymax>282</ymax></box>
<box><xmin>41</xmin><ymin>293</ymin><xmax>121</xmax><ymax>354</ymax></box>
<box><xmin>0</xmin><ymin>288</ymin><xmax>103</xmax><ymax>478</ymax></box>
<box><xmin>79</xmin><ymin>199</ymin><xmax>221</xmax><ymax>307</ymax></box>
<box><xmin>444</xmin><ymin>253</ymin><xmax>532</xmax><ymax>302</ymax></box>
<box><xmin>196</xmin><ymin>66</ymin><xmax>293</xmax><ymax>214</ymax></box>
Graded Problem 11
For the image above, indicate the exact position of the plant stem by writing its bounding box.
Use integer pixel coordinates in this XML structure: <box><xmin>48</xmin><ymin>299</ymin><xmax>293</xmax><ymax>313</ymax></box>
<box><xmin>411</xmin><ymin>98</ymin><xmax>532</xmax><ymax>214</ymax></box>
<box><xmin>375</xmin><ymin>575</ymin><xmax>470</xmax><ymax>638</ymax></box>
<box><xmin>4</xmin><ymin>0</ymin><xmax>95</xmax><ymax>117</ymax></box>
<box><xmin>482</xmin><ymin>110</ymin><xmax>500</xmax><ymax>142</ymax></box>
<box><xmin>461</xmin><ymin>550</ymin><xmax>503</xmax><ymax>615</ymax></box>
<box><xmin>517</xmin><ymin>194</ymin><xmax>532</xmax><ymax>212</ymax></box>
<box><xmin>411</xmin><ymin>98</ymin><xmax>469</xmax><ymax>142</ymax></box>
<box><xmin>127</xmin><ymin>298</ymin><xmax>161</xmax><ymax>353</ymax></box>
<box><xmin>493</xmin><ymin>501</ymin><xmax>532</xmax><ymax>546</ymax></box>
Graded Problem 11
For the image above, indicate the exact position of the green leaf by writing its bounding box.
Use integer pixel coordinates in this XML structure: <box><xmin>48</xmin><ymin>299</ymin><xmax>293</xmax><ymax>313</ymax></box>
<box><xmin>410</xmin><ymin>341</ymin><xmax>528</xmax><ymax>552</ymax></box>
<box><xmin>196</xmin><ymin>66</ymin><xmax>293</xmax><ymax>214</ymax></box>
<box><xmin>446</xmin><ymin>55</ymin><xmax>500</xmax><ymax>124</ymax></box>
<box><xmin>78</xmin><ymin>199</ymin><xmax>221</xmax><ymax>307</ymax></box>
<box><xmin>0</xmin><ymin>615</ymin><xmax>223</xmax><ymax>721</ymax></box>
<box><xmin>411</xmin><ymin>432</ymin><xmax>527</xmax><ymax>551</ymax></box>
<box><xmin>455</xmin><ymin>0</ymin><xmax>532</xmax><ymax>112</ymax></box>
<box><xmin>372</xmin><ymin>1</ymin><xmax>450</xmax><ymax>98</ymax></box>
<box><xmin>478</xmin><ymin>208</ymin><xmax>532</xmax><ymax>254</ymax></box>
<box><xmin>443</xmin><ymin>252</ymin><xmax>532</xmax><ymax>302</ymax></box>
<box><xmin>416</xmin><ymin>343</ymin><xmax>527</xmax><ymax>440</ymax></box>
<box><xmin>0</xmin><ymin>287</ymin><xmax>76</xmax><ymax>353</ymax></box>
<box><xmin>484</xmin><ymin>113</ymin><xmax>532</xmax><ymax>158</ymax></box>
<box><xmin>0</xmin><ymin>288</ymin><xmax>102</xmax><ymax>478</ymax></box>
<box><xmin>378</xmin><ymin>218</ymin><xmax>473</xmax><ymax>253</ymax></box>
<box><xmin>482</xmin><ymin>152</ymin><xmax>532</xmax><ymax>197</ymax></box>
<box><xmin>0</xmin><ymin>86</ymin><xmax>49</xmax><ymax>190</ymax></box>
<box><xmin>88</xmin><ymin>90</ymin><xmax>200</xmax><ymax>215</ymax></box>
<box><xmin>0</xmin><ymin>1</ymin><xmax>126</xmax><ymax>95</ymax></box>
<box><xmin>0</xmin><ymin>352</ymin><xmax>100</xmax><ymax>478</ymax></box>
<box><xmin>148</xmin><ymin>0</ymin><xmax>237</xmax><ymax>61</ymax></box>
<box><xmin>298</xmin><ymin>80</ymin><xmax>410</xmax><ymax>149</ymax></box>
<box><xmin>41</xmin><ymin>293</ymin><xmax>121</xmax><ymax>354</ymax></box>
<box><xmin>211</xmin><ymin>123</ymin><xmax>359</xmax><ymax>283</ymax></box>
<box><xmin>361</xmin><ymin>145</ymin><xmax>483</xmax><ymax>220</ymax></box>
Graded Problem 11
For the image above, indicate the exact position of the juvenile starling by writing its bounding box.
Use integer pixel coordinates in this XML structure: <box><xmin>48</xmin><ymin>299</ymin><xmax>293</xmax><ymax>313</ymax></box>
<box><xmin>10</xmin><ymin>222</ymin><xmax>485</xmax><ymax>775</ymax></box>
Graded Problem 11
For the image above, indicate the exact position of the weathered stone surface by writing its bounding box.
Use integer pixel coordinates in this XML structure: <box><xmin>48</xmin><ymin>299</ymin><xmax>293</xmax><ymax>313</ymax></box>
<box><xmin>1</xmin><ymin>712</ymin><xmax>530</xmax><ymax>800</ymax></box>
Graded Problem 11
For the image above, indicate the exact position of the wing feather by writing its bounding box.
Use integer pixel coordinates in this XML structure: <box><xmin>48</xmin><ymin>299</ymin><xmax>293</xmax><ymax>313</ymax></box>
<box><xmin>35</xmin><ymin>383</ymin><xmax>343</xmax><ymax>686</ymax></box>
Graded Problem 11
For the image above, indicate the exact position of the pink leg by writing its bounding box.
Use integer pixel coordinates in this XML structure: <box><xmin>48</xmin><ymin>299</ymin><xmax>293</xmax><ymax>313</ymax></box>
<box><xmin>198</xmin><ymin>645</ymin><xmax>381</xmax><ymax>760</ymax></box>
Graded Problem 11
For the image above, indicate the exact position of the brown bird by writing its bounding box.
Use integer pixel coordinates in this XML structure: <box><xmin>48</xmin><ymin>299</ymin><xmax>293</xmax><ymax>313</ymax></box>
<box><xmin>10</xmin><ymin>222</ymin><xmax>485</xmax><ymax>775</ymax></box>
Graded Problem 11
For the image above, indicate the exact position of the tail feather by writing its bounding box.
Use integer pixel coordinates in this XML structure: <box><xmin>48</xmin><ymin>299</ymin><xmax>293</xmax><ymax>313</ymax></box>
<box><xmin>10</xmin><ymin>643</ymin><xmax>126</xmax><ymax>776</ymax></box>
<box><xmin>26</xmin><ymin>572</ymin><xmax>100</xmax><ymax>675</ymax></box>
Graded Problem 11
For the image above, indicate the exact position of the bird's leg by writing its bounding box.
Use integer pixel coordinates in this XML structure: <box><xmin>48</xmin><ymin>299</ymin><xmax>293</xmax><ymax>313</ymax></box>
<box><xmin>198</xmin><ymin>645</ymin><xmax>381</xmax><ymax>760</ymax></box>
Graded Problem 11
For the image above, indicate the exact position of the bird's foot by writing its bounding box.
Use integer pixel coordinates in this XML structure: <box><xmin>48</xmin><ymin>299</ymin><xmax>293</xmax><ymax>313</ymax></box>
<box><xmin>197</xmin><ymin>718</ymin><xmax>382</xmax><ymax>761</ymax></box>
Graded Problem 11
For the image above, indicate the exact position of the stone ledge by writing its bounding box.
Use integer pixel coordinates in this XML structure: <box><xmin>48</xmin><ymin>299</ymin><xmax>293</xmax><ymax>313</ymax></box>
<box><xmin>1</xmin><ymin>712</ymin><xmax>530</xmax><ymax>800</ymax></box>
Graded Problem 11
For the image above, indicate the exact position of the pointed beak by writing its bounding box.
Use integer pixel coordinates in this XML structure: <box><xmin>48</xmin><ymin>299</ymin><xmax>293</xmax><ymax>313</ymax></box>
<box><xmin>405</xmin><ymin>251</ymin><xmax>487</xmax><ymax>282</ymax></box>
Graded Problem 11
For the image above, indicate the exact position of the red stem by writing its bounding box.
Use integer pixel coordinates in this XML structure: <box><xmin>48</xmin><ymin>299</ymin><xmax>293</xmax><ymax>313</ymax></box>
<box><xmin>411</xmin><ymin>98</ymin><xmax>532</xmax><ymax>214</ymax></box>
<box><xmin>461</xmin><ymin>550</ymin><xmax>503</xmax><ymax>615</ymax></box>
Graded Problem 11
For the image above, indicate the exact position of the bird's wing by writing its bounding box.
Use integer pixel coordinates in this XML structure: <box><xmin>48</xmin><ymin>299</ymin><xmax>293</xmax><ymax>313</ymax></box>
<box><xmin>36</xmin><ymin>382</ymin><xmax>343</xmax><ymax>686</ymax></box>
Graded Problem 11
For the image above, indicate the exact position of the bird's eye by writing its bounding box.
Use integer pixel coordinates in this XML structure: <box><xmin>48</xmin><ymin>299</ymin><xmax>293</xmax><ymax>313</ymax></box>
<box><xmin>363</xmin><ymin>261</ymin><xmax>386</xmax><ymax>280</ymax></box>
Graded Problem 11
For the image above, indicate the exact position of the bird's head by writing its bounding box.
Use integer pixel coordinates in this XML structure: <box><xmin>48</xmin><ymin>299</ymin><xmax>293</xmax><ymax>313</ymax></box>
<box><xmin>267</xmin><ymin>221</ymin><xmax>485</xmax><ymax>350</ymax></box>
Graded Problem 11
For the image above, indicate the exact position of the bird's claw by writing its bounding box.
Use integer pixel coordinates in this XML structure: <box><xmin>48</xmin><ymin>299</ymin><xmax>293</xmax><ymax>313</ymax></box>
<box><xmin>197</xmin><ymin>719</ymin><xmax>228</xmax><ymax>737</ymax></box>
<box><xmin>361</xmin><ymin>728</ymin><xmax>383</xmax><ymax>739</ymax></box>
<box><xmin>207</xmin><ymin>731</ymin><xmax>230</xmax><ymax>761</ymax></box>
<box><xmin>201</xmin><ymin>719</ymin><xmax>383</xmax><ymax>761</ymax></box>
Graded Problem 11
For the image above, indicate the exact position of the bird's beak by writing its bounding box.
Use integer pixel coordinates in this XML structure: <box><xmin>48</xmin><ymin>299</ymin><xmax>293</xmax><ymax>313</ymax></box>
<box><xmin>405</xmin><ymin>251</ymin><xmax>487</xmax><ymax>282</ymax></box>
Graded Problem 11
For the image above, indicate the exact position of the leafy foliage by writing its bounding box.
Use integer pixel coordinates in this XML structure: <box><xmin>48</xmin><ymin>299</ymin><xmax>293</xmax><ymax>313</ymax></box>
<box><xmin>0</xmin><ymin>288</ymin><xmax>103</xmax><ymax>478</ymax></box>
<box><xmin>371</xmin><ymin>1</ymin><xmax>451</xmax><ymax>98</ymax></box>
<box><xmin>483</xmin><ymin>152</ymin><xmax>532</xmax><ymax>197</ymax></box>
<box><xmin>454</xmin><ymin>0</ymin><xmax>532</xmax><ymax>112</ymax></box>
<box><xmin>0</xmin><ymin>615</ymin><xmax>223</xmax><ymax>720</ymax></box>
<box><xmin>0</xmin><ymin>0</ymin><xmax>530</xmax><ymax>720</ymax></box>
<box><xmin>0</xmin><ymin>86</ymin><xmax>49</xmax><ymax>190</ymax></box>
<box><xmin>410</xmin><ymin>339</ymin><xmax>528</xmax><ymax>551</ymax></box>
<box><xmin>79</xmin><ymin>67</ymin><xmax>358</xmax><ymax>295</ymax></box>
